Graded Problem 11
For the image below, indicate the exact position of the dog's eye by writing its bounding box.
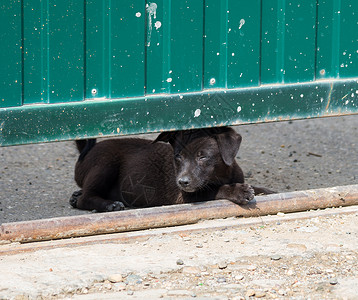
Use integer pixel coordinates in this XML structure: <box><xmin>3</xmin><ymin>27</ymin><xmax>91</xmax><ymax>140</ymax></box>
<box><xmin>197</xmin><ymin>151</ymin><xmax>208</xmax><ymax>161</ymax></box>
<box><xmin>174</xmin><ymin>154</ymin><xmax>182</xmax><ymax>161</ymax></box>
<box><xmin>198</xmin><ymin>155</ymin><xmax>208</xmax><ymax>161</ymax></box>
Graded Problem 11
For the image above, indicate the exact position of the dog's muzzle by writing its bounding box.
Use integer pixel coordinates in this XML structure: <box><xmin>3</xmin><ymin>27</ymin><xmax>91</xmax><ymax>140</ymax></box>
<box><xmin>177</xmin><ymin>176</ymin><xmax>197</xmax><ymax>193</ymax></box>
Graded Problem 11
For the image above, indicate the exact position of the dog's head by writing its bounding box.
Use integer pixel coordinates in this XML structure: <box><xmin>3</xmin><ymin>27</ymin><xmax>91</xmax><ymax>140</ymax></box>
<box><xmin>154</xmin><ymin>127</ymin><xmax>242</xmax><ymax>193</ymax></box>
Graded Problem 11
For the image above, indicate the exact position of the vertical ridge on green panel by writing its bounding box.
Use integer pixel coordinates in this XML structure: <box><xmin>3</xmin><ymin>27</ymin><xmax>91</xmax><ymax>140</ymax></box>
<box><xmin>316</xmin><ymin>0</ymin><xmax>341</xmax><ymax>79</ymax></box>
<box><xmin>0</xmin><ymin>0</ymin><xmax>22</xmax><ymax>108</ymax></box>
<box><xmin>169</xmin><ymin>1</ymin><xmax>203</xmax><ymax>93</ymax></box>
<box><xmin>261</xmin><ymin>0</ymin><xmax>285</xmax><ymax>84</ymax></box>
<box><xmin>23</xmin><ymin>0</ymin><xmax>50</xmax><ymax>104</ymax></box>
<box><xmin>226</xmin><ymin>0</ymin><xmax>261</xmax><ymax>88</ymax></box>
<box><xmin>339</xmin><ymin>1</ymin><xmax>358</xmax><ymax>78</ymax></box>
<box><xmin>146</xmin><ymin>0</ymin><xmax>172</xmax><ymax>94</ymax></box>
<box><xmin>204</xmin><ymin>0</ymin><xmax>228</xmax><ymax>89</ymax></box>
<box><xmin>262</xmin><ymin>1</ymin><xmax>317</xmax><ymax>84</ymax></box>
<box><xmin>283</xmin><ymin>2</ymin><xmax>317</xmax><ymax>83</ymax></box>
<box><xmin>49</xmin><ymin>1</ymin><xmax>84</xmax><ymax>103</ymax></box>
<box><xmin>86</xmin><ymin>0</ymin><xmax>109</xmax><ymax>98</ymax></box>
<box><xmin>110</xmin><ymin>0</ymin><xmax>145</xmax><ymax>98</ymax></box>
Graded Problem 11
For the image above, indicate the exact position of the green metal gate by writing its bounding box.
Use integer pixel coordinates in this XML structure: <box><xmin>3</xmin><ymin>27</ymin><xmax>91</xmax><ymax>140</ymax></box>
<box><xmin>1</xmin><ymin>0</ymin><xmax>357</xmax><ymax>146</ymax></box>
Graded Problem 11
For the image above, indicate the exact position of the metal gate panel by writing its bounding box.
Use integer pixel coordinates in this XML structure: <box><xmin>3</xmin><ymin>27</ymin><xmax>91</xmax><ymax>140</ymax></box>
<box><xmin>85</xmin><ymin>0</ymin><xmax>108</xmax><ymax>99</ymax></box>
<box><xmin>23</xmin><ymin>0</ymin><xmax>49</xmax><ymax>104</ymax></box>
<box><xmin>23</xmin><ymin>0</ymin><xmax>85</xmax><ymax>104</ymax></box>
<box><xmin>261</xmin><ymin>1</ymin><xmax>317</xmax><ymax>84</ymax></box>
<box><xmin>338</xmin><ymin>1</ymin><xmax>358</xmax><ymax>78</ymax></box>
<box><xmin>316</xmin><ymin>0</ymin><xmax>358</xmax><ymax>79</ymax></box>
<box><xmin>204</xmin><ymin>1</ymin><xmax>261</xmax><ymax>89</ymax></box>
<box><xmin>145</xmin><ymin>0</ymin><xmax>172</xmax><ymax>94</ymax></box>
<box><xmin>108</xmin><ymin>0</ymin><xmax>145</xmax><ymax>98</ymax></box>
<box><xmin>145</xmin><ymin>1</ymin><xmax>204</xmax><ymax>95</ymax></box>
<box><xmin>0</xmin><ymin>1</ymin><xmax>358</xmax><ymax>146</ymax></box>
<box><xmin>226</xmin><ymin>0</ymin><xmax>261</xmax><ymax>88</ymax></box>
<box><xmin>204</xmin><ymin>0</ymin><xmax>228</xmax><ymax>89</ymax></box>
<box><xmin>48</xmin><ymin>1</ymin><xmax>84</xmax><ymax>103</ymax></box>
<box><xmin>316</xmin><ymin>0</ymin><xmax>341</xmax><ymax>79</ymax></box>
<box><xmin>162</xmin><ymin>1</ymin><xmax>203</xmax><ymax>94</ymax></box>
<box><xmin>0</xmin><ymin>0</ymin><xmax>22</xmax><ymax>108</ymax></box>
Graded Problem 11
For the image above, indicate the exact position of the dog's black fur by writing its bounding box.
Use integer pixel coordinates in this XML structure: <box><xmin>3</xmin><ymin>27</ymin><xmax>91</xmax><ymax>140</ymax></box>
<box><xmin>70</xmin><ymin>127</ymin><xmax>274</xmax><ymax>212</ymax></box>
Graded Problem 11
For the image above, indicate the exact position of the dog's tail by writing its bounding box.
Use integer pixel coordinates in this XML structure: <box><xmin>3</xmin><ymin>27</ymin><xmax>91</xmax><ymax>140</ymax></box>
<box><xmin>75</xmin><ymin>139</ymin><xmax>96</xmax><ymax>161</ymax></box>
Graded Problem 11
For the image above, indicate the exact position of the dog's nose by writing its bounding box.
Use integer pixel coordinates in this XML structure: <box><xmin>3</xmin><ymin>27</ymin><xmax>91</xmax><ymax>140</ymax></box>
<box><xmin>178</xmin><ymin>177</ymin><xmax>191</xmax><ymax>187</ymax></box>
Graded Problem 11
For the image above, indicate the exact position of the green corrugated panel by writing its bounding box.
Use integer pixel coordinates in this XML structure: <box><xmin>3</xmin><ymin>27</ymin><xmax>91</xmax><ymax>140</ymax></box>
<box><xmin>316</xmin><ymin>0</ymin><xmax>340</xmax><ymax>79</ymax></box>
<box><xmin>110</xmin><ymin>0</ymin><xmax>145</xmax><ymax>98</ymax></box>
<box><xmin>23</xmin><ymin>1</ymin><xmax>85</xmax><ymax>104</ymax></box>
<box><xmin>0</xmin><ymin>0</ymin><xmax>22</xmax><ymax>108</ymax></box>
<box><xmin>316</xmin><ymin>0</ymin><xmax>358</xmax><ymax>79</ymax></box>
<box><xmin>48</xmin><ymin>1</ymin><xmax>84</xmax><ymax>103</ymax></box>
<box><xmin>167</xmin><ymin>1</ymin><xmax>203</xmax><ymax>93</ymax></box>
<box><xmin>261</xmin><ymin>0</ymin><xmax>317</xmax><ymax>84</ymax></box>
<box><xmin>204</xmin><ymin>0</ymin><xmax>260</xmax><ymax>89</ymax></box>
<box><xmin>226</xmin><ymin>0</ymin><xmax>261</xmax><ymax>88</ymax></box>
<box><xmin>86</xmin><ymin>0</ymin><xmax>145</xmax><ymax>99</ymax></box>
<box><xmin>339</xmin><ymin>1</ymin><xmax>358</xmax><ymax>78</ymax></box>
<box><xmin>204</xmin><ymin>0</ymin><xmax>228</xmax><ymax>89</ymax></box>
<box><xmin>146</xmin><ymin>0</ymin><xmax>204</xmax><ymax>94</ymax></box>
<box><xmin>23</xmin><ymin>0</ymin><xmax>49</xmax><ymax>104</ymax></box>
<box><xmin>261</xmin><ymin>0</ymin><xmax>285</xmax><ymax>83</ymax></box>
<box><xmin>145</xmin><ymin>0</ymin><xmax>172</xmax><ymax>94</ymax></box>
<box><xmin>85</xmin><ymin>0</ymin><xmax>108</xmax><ymax>98</ymax></box>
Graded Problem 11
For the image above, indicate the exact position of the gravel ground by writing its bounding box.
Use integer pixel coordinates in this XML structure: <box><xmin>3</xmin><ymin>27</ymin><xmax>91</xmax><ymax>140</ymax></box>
<box><xmin>0</xmin><ymin>207</ymin><xmax>357</xmax><ymax>299</ymax></box>
<box><xmin>1</xmin><ymin>115</ymin><xmax>357</xmax><ymax>223</ymax></box>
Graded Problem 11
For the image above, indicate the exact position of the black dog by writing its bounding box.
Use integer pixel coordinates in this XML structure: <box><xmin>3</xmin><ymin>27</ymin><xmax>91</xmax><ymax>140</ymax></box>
<box><xmin>70</xmin><ymin>127</ymin><xmax>274</xmax><ymax>212</ymax></box>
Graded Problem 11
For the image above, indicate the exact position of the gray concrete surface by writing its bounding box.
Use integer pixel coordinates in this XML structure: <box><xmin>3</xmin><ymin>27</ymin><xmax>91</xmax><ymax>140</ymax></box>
<box><xmin>1</xmin><ymin>115</ymin><xmax>357</xmax><ymax>223</ymax></box>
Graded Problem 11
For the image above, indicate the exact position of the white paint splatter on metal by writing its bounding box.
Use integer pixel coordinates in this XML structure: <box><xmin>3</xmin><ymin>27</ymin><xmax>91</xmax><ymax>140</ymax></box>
<box><xmin>154</xmin><ymin>21</ymin><xmax>162</xmax><ymax>30</ymax></box>
<box><xmin>238</xmin><ymin>19</ymin><xmax>245</xmax><ymax>29</ymax></box>
<box><xmin>194</xmin><ymin>109</ymin><xmax>201</xmax><ymax>118</ymax></box>
<box><xmin>146</xmin><ymin>3</ymin><xmax>158</xmax><ymax>47</ymax></box>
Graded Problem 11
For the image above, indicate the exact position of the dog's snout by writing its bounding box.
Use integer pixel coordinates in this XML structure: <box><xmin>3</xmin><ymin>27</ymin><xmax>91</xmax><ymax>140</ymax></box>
<box><xmin>178</xmin><ymin>176</ymin><xmax>191</xmax><ymax>188</ymax></box>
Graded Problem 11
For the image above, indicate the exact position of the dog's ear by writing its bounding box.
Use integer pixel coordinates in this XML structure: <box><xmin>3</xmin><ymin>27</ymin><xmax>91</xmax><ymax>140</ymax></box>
<box><xmin>153</xmin><ymin>132</ymin><xmax>177</xmax><ymax>145</ymax></box>
<box><xmin>215</xmin><ymin>129</ymin><xmax>242</xmax><ymax>166</ymax></box>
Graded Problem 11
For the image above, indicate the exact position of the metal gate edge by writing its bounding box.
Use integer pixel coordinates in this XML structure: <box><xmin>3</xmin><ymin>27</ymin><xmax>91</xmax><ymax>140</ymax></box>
<box><xmin>1</xmin><ymin>78</ymin><xmax>358</xmax><ymax>147</ymax></box>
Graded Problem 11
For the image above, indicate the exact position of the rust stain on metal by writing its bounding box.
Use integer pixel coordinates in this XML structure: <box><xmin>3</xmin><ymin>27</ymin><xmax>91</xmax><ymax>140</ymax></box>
<box><xmin>325</xmin><ymin>83</ymin><xmax>334</xmax><ymax>111</ymax></box>
<box><xmin>0</xmin><ymin>185</ymin><xmax>357</xmax><ymax>244</ymax></box>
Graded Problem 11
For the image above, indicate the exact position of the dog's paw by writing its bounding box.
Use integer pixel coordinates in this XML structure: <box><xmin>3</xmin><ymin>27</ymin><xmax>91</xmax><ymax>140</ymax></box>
<box><xmin>217</xmin><ymin>183</ymin><xmax>254</xmax><ymax>205</ymax></box>
<box><xmin>239</xmin><ymin>184</ymin><xmax>255</xmax><ymax>204</ymax></box>
<box><xmin>69</xmin><ymin>190</ymin><xmax>83</xmax><ymax>208</ymax></box>
<box><xmin>106</xmin><ymin>201</ymin><xmax>126</xmax><ymax>212</ymax></box>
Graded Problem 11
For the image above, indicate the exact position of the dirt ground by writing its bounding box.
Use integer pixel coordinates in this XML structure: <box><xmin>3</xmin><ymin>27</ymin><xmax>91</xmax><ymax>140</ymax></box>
<box><xmin>0</xmin><ymin>206</ymin><xmax>357</xmax><ymax>299</ymax></box>
<box><xmin>0</xmin><ymin>115</ymin><xmax>357</xmax><ymax>299</ymax></box>
<box><xmin>0</xmin><ymin>115</ymin><xmax>357</xmax><ymax>223</ymax></box>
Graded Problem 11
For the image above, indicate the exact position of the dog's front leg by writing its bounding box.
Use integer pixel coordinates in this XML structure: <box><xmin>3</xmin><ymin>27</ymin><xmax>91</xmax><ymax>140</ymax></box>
<box><xmin>69</xmin><ymin>190</ymin><xmax>125</xmax><ymax>212</ymax></box>
<box><xmin>215</xmin><ymin>183</ymin><xmax>255</xmax><ymax>205</ymax></box>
